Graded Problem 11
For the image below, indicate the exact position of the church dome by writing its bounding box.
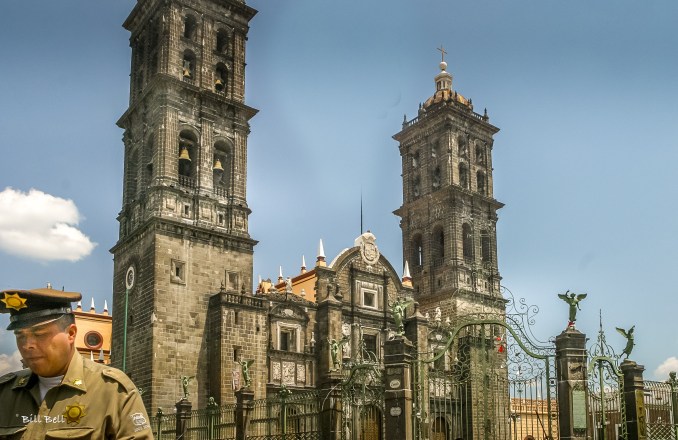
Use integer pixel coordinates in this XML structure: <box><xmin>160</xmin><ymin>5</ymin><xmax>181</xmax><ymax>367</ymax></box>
<box><xmin>423</xmin><ymin>88</ymin><xmax>472</xmax><ymax>110</ymax></box>
<box><xmin>422</xmin><ymin>52</ymin><xmax>473</xmax><ymax>111</ymax></box>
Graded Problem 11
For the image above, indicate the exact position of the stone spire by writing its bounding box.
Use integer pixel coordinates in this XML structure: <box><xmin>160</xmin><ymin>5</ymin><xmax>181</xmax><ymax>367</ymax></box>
<box><xmin>316</xmin><ymin>239</ymin><xmax>326</xmax><ymax>267</ymax></box>
<box><xmin>90</xmin><ymin>298</ymin><xmax>96</xmax><ymax>312</ymax></box>
<box><xmin>301</xmin><ymin>255</ymin><xmax>307</xmax><ymax>274</ymax></box>
<box><xmin>402</xmin><ymin>261</ymin><xmax>412</xmax><ymax>287</ymax></box>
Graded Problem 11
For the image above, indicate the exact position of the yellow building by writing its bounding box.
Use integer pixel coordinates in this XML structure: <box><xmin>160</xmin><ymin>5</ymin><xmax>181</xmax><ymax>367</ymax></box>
<box><xmin>73</xmin><ymin>298</ymin><xmax>112</xmax><ymax>364</ymax></box>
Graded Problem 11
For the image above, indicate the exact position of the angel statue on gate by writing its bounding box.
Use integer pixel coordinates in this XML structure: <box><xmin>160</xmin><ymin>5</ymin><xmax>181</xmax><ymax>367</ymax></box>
<box><xmin>557</xmin><ymin>291</ymin><xmax>587</xmax><ymax>328</ymax></box>
<box><xmin>328</xmin><ymin>337</ymin><xmax>349</xmax><ymax>372</ymax></box>
<box><xmin>180</xmin><ymin>375</ymin><xmax>195</xmax><ymax>400</ymax></box>
<box><xmin>616</xmin><ymin>326</ymin><xmax>635</xmax><ymax>360</ymax></box>
<box><xmin>391</xmin><ymin>297</ymin><xmax>414</xmax><ymax>336</ymax></box>
<box><xmin>238</xmin><ymin>359</ymin><xmax>254</xmax><ymax>388</ymax></box>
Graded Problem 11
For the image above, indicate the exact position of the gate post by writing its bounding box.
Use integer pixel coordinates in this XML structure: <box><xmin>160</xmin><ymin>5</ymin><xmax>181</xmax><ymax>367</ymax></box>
<box><xmin>235</xmin><ymin>388</ymin><xmax>254</xmax><ymax>440</ymax></box>
<box><xmin>620</xmin><ymin>360</ymin><xmax>647</xmax><ymax>440</ymax></box>
<box><xmin>384</xmin><ymin>336</ymin><xmax>414</xmax><ymax>440</ymax></box>
<box><xmin>555</xmin><ymin>327</ymin><xmax>588</xmax><ymax>440</ymax></box>
<box><xmin>175</xmin><ymin>398</ymin><xmax>192</xmax><ymax>440</ymax></box>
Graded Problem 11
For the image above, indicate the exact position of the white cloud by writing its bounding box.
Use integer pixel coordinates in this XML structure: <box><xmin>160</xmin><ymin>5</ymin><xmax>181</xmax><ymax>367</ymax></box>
<box><xmin>654</xmin><ymin>356</ymin><xmax>678</xmax><ymax>380</ymax></box>
<box><xmin>0</xmin><ymin>350</ymin><xmax>23</xmax><ymax>375</ymax></box>
<box><xmin>0</xmin><ymin>187</ymin><xmax>96</xmax><ymax>262</ymax></box>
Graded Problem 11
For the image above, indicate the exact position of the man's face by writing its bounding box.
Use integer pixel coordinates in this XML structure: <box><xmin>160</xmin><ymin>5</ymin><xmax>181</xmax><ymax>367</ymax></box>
<box><xmin>14</xmin><ymin>319</ymin><xmax>76</xmax><ymax>377</ymax></box>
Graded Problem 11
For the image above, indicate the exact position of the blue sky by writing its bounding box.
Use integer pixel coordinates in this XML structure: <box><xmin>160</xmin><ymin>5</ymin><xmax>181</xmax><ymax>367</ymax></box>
<box><xmin>1</xmin><ymin>1</ymin><xmax>676</xmax><ymax>378</ymax></box>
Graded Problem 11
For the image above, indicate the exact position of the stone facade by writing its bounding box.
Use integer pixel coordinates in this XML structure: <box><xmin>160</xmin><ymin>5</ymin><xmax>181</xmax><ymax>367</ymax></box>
<box><xmin>111</xmin><ymin>5</ymin><xmax>510</xmax><ymax>437</ymax></box>
<box><xmin>393</xmin><ymin>59</ymin><xmax>504</xmax><ymax>320</ymax></box>
<box><xmin>110</xmin><ymin>0</ymin><xmax>258</xmax><ymax>411</ymax></box>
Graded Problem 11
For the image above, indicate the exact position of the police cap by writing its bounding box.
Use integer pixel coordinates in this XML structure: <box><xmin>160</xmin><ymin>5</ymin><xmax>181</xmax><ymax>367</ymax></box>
<box><xmin>0</xmin><ymin>286</ymin><xmax>82</xmax><ymax>331</ymax></box>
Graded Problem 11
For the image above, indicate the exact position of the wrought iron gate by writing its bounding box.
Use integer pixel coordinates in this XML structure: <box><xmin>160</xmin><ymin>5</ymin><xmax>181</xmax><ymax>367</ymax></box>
<box><xmin>587</xmin><ymin>318</ymin><xmax>628</xmax><ymax>440</ymax></box>
<box><xmin>339</xmin><ymin>327</ymin><xmax>385</xmax><ymax>440</ymax></box>
<box><xmin>413</xmin><ymin>290</ymin><xmax>557</xmax><ymax>440</ymax></box>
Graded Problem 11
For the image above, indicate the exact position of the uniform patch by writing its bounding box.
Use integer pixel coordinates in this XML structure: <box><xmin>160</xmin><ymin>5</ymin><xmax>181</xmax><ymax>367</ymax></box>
<box><xmin>63</xmin><ymin>403</ymin><xmax>86</xmax><ymax>424</ymax></box>
<box><xmin>1</xmin><ymin>292</ymin><xmax>27</xmax><ymax>311</ymax></box>
<box><xmin>131</xmin><ymin>412</ymin><xmax>147</xmax><ymax>426</ymax></box>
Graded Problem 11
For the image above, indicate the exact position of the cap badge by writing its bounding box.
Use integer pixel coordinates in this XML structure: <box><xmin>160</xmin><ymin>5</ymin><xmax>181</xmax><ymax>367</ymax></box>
<box><xmin>73</xmin><ymin>379</ymin><xmax>83</xmax><ymax>386</ymax></box>
<box><xmin>63</xmin><ymin>403</ymin><xmax>87</xmax><ymax>424</ymax></box>
<box><xmin>1</xmin><ymin>293</ymin><xmax>28</xmax><ymax>311</ymax></box>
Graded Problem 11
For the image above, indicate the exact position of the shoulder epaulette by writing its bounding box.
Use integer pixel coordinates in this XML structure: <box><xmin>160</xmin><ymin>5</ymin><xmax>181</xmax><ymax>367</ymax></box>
<box><xmin>102</xmin><ymin>367</ymin><xmax>136</xmax><ymax>393</ymax></box>
<box><xmin>0</xmin><ymin>372</ymin><xmax>16</xmax><ymax>385</ymax></box>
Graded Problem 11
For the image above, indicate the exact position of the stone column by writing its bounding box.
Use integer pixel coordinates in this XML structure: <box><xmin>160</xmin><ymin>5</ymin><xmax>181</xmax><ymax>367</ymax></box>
<box><xmin>175</xmin><ymin>398</ymin><xmax>192</xmax><ymax>439</ymax></box>
<box><xmin>383</xmin><ymin>336</ymin><xmax>414</xmax><ymax>440</ymax></box>
<box><xmin>621</xmin><ymin>360</ymin><xmax>648</xmax><ymax>440</ymax></box>
<box><xmin>235</xmin><ymin>388</ymin><xmax>254</xmax><ymax>440</ymax></box>
<box><xmin>555</xmin><ymin>328</ymin><xmax>588</xmax><ymax>440</ymax></box>
<box><xmin>404</xmin><ymin>302</ymin><xmax>430</xmax><ymax>440</ymax></box>
<box><xmin>315</xmin><ymin>270</ymin><xmax>344</xmax><ymax>440</ymax></box>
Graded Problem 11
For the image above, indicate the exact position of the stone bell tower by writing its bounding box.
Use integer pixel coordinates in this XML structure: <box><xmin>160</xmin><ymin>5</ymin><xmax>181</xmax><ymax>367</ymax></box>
<box><xmin>110</xmin><ymin>0</ymin><xmax>258</xmax><ymax>411</ymax></box>
<box><xmin>393</xmin><ymin>48</ymin><xmax>505</xmax><ymax>318</ymax></box>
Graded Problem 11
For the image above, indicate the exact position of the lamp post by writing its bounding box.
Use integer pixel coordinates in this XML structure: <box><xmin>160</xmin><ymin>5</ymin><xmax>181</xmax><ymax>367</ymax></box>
<box><xmin>509</xmin><ymin>412</ymin><xmax>521</xmax><ymax>440</ymax></box>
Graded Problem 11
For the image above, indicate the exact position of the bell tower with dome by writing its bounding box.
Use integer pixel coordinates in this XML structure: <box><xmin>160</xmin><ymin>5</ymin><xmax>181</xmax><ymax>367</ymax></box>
<box><xmin>109</xmin><ymin>0</ymin><xmax>258</xmax><ymax>411</ymax></box>
<box><xmin>393</xmin><ymin>49</ymin><xmax>505</xmax><ymax>318</ymax></box>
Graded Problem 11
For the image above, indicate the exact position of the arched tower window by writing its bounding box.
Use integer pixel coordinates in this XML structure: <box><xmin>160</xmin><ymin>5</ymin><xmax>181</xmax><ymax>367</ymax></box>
<box><xmin>412</xmin><ymin>151</ymin><xmax>420</xmax><ymax>168</ymax></box>
<box><xmin>143</xmin><ymin>133</ymin><xmax>155</xmax><ymax>189</ymax></box>
<box><xmin>213</xmin><ymin>140</ymin><xmax>231</xmax><ymax>195</ymax></box>
<box><xmin>462</xmin><ymin>223</ymin><xmax>474</xmax><ymax>261</ymax></box>
<box><xmin>215</xmin><ymin>63</ymin><xmax>228</xmax><ymax>93</ymax></box>
<box><xmin>216</xmin><ymin>29</ymin><xmax>229</xmax><ymax>53</ymax></box>
<box><xmin>432</xmin><ymin>166</ymin><xmax>441</xmax><ymax>189</ymax></box>
<box><xmin>178</xmin><ymin>130</ymin><xmax>198</xmax><ymax>186</ymax></box>
<box><xmin>182</xmin><ymin>50</ymin><xmax>196</xmax><ymax>81</ymax></box>
<box><xmin>458</xmin><ymin>136</ymin><xmax>468</xmax><ymax>158</ymax></box>
<box><xmin>432</xmin><ymin>226</ymin><xmax>444</xmax><ymax>266</ymax></box>
<box><xmin>412</xmin><ymin>234</ymin><xmax>424</xmax><ymax>267</ymax></box>
<box><xmin>126</xmin><ymin>149</ymin><xmax>139</xmax><ymax>202</ymax></box>
<box><xmin>481</xmin><ymin>230</ymin><xmax>492</xmax><ymax>263</ymax></box>
<box><xmin>475</xmin><ymin>144</ymin><xmax>486</xmax><ymax>165</ymax></box>
<box><xmin>183</xmin><ymin>14</ymin><xmax>197</xmax><ymax>40</ymax></box>
<box><xmin>477</xmin><ymin>171</ymin><xmax>486</xmax><ymax>195</ymax></box>
<box><xmin>413</xmin><ymin>175</ymin><xmax>421</xmax><ymax>198</ymax></box>
<box><xmin>459</xmin><ymin>163</ymin><xmax>469</xmax><ymax>189</ymax></box>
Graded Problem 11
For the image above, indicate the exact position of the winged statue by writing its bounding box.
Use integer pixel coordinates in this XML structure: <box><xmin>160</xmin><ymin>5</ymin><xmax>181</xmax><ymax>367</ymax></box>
<box><xmin>557</xmin><ymin>291</ymin><xmax>587</xmax><ymax>326</ymax></box>
<box><xmin>615</xmin><ymin>326</ymin><xmax>635</xmax><ymax>359</ymax></box>
<box><xmin>238</xmin><ymin>359</ymin><xmax>255</xmax><ymax>388</ymax></box>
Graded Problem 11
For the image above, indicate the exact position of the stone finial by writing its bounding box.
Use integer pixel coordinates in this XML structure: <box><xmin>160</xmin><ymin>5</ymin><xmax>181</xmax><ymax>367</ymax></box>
<box><xmin>316</xmin><ymin>239</ymin><xmax>326</xmax><ymax>267</ymax></box>
<box><xmin>402</xmin><ymin>261</ymin><xmax>412</xmax><ymax>287</ymax></box>
<box><xmin>277</xmin><ymin>266</ymin><xmax>284</xmax><ymax>283</ymax></box>
<box><xmin>76</xmin><ymin>300</ymin><xmax>82</xmax><ymax>311</ymax></box>
<box><xmin>301</xmin><ymin>255</ymin><xmax>307</xmax><ymax>274</ymax></box>
<box><xmin>90</xmin><ymin>298</ymin><xmax>96</xmax><ymax>312</ymax></box>
<box><xmin>103</xmin><ymin>300</ymin><xmax>109</xmax><ymax>316</ymax></box>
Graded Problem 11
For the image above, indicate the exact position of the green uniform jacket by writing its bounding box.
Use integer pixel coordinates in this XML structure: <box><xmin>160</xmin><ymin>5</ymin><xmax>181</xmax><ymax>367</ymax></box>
<box><xmin>0</xmin><ymin>353</ymin><xmax>152</xmax><ymax>439</ymax></box>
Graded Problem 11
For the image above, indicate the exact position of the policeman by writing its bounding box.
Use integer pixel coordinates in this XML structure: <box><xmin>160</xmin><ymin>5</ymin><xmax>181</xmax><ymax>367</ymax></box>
<box><xmin>0</xmin><ymin>286</ymin><xmax>153</xmax><ymax>439</ymax></box>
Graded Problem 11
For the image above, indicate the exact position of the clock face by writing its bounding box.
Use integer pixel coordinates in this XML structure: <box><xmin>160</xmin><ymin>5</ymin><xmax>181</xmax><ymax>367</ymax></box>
<box><xmin>125</xmin><ymin>266</ymin><xmax>136</xmax><ymax>290</ymax></box>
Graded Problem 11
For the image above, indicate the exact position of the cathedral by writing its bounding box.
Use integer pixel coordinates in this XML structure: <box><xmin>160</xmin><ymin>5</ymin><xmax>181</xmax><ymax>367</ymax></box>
<box><xmin>110</xmin><ymin>0</ymin><xmax>506</xmax><ymax>420</ymax></box>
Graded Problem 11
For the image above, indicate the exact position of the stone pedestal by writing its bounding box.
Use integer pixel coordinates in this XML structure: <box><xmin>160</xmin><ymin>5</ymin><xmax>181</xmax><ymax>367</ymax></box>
<box><xmin>555</xmin><ymin>328</ymin><xmax>588</xmax><ymax>440</ymax></box>
<box><xmin>235</xmin><ymin>388</ymin><xmax>254</xmax><ymax>440</ymax></box>
<box><xmin>621</xmin><ymin>360</ymin><xmax>647</xmax><ymax>440</ymax></box>
<box><xmin>175</xmin><ymin>398</ymin><xmax>192</xmax><ymax>439</ymax></box>
<box><xmin>383</xmin><ymin>336</ymin><xmax>414</xmax><ymax>440</ymax></box>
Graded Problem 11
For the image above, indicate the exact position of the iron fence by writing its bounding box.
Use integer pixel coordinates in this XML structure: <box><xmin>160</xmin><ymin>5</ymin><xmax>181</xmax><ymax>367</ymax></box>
<box><xmin>247</xmin><ymin>390</ymin><xmax>321</xmax><ymax>440</ymax></box>
<box><xmin>644</xmin><ymin>379</ymin><xmax>678</xmax><ymax>440</ymax></box>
